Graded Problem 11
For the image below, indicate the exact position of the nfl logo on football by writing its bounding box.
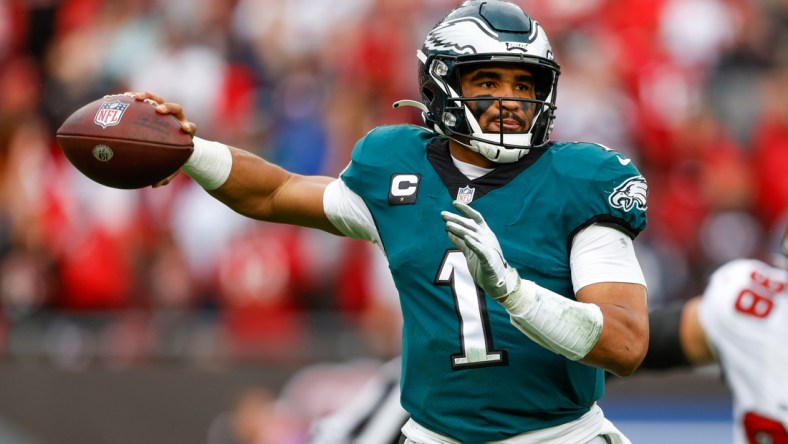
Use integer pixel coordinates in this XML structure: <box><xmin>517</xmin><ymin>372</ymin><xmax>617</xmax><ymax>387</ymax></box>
<box><xmin>94</xmin><ymin>100</ymin><xmax>130</xmax><ymax>129</ymax></box>
<box><xmin>457</xmin><ymin>186</ymin><xmax>475</xmax><ymax>204</ymax></box>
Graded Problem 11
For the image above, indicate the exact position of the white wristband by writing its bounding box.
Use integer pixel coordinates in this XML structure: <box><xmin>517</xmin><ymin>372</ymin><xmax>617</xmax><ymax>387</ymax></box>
<box><xmin>182</xmin><ymin>136</ymin><xmax>233</xmax><ymax>190</ymax></box>
<box><xmin>499</xmin><ymin>277</ymin><xmax>603</xmax><ymax>361</ymax></box>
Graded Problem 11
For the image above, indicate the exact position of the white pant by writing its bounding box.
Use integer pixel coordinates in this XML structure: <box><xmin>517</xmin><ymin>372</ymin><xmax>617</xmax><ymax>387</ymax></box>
<box><xmin>401</xmin><ymin>403</ymin><xmax>631</xmax><ymax>444</ymax></box>
<box><xmin>404</xmin><ymin>438</ymin><xmax>610</xmax><ymax>444</ymax></box>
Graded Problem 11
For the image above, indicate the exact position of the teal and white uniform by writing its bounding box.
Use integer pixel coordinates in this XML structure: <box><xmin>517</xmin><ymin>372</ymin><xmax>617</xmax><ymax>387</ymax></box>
<box><xmin>327</xmin><ymin>124</ymin><xmax>647</xmax><ymax>443</ymax></box>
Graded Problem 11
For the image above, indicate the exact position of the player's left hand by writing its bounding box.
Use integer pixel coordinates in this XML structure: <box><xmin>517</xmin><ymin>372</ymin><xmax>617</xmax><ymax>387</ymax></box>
<box><xmin>441</xmin><ymin>201</ymin><xmax>520</xmax><ymax>299</ymax></box>
<box><xmin>126</xmin><ymin>91</ymin><xmax>198</xmax><ymax>188</ymax></box>
<box><xmin>127</xmin><ymin>91</ymin><xmax>198</xmax><ymax>136</ymax></box>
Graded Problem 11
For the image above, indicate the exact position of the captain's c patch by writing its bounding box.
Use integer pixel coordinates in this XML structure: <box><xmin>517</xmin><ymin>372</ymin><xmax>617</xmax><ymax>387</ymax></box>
<box><xmin>389</xmin><ymin>174</ymin><xmax>421</xmax><ymax>205</ymax></box>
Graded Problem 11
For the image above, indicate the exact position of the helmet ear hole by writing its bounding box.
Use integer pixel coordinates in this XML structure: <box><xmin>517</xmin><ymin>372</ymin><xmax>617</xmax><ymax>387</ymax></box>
<box><xmin>530</xmin><ymin>66</ymin><xmax>555</xmax><ymax>101</ymax></box>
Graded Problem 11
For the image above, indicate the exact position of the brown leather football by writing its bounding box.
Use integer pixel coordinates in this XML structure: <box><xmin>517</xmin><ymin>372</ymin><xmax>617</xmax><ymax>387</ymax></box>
<box><xmin>56</xmin><ymin>95</ymin><xmax>194</xmax><ymax>189</ymax></box>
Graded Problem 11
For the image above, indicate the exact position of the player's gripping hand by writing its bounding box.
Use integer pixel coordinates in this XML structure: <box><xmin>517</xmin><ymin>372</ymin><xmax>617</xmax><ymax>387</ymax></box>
<box><xmin>441</xmin><ymin>201</ymin><xmax>520</xmax><ymax>299</ymax></box>
<box><xmin>127</xmin><ymin>91</ymin><xmax>198</xmax><ymax>187</ymax></box>
<box><xmin>127</xmin><ymin>91</ymin><xmax>198</xmax><ymax>137</ymax></box>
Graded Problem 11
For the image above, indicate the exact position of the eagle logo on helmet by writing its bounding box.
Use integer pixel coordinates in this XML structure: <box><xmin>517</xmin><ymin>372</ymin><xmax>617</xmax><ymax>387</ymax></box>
<box><xmin>424</xmin><ymin>17</ymin><xmax>546</xmax><ymax>57</ymax></box>
<box><xmin>424</xmin><ymin>18</ymin><xmax>499</xmax><ymax>55</ymax></box>
<box><xmin>609</xmin><ymin>176</ymin><xmax>648</xmax><ymax>212</ymax></box>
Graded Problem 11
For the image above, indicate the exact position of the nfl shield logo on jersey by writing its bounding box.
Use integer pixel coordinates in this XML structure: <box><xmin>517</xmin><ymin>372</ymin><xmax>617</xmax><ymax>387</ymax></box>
<box><xmin>457</xmin><ymin>186</ymin><xmax>475</xmax><ymax>204</ymax></box>
<box><xmin>94</xmin><ymin>100</ymin><xmax>130</xmax><ymax>129</ymax></box>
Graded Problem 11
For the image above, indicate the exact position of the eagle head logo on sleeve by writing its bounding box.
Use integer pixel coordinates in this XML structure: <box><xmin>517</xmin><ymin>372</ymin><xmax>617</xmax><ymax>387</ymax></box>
<box><xmin>608</xmin><ymin>176</ymin><xmax>648</xmax><ymax>212</ymax></box>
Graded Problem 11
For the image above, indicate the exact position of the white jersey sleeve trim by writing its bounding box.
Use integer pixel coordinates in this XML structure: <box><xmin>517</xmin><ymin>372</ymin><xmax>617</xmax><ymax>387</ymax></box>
<box><xmin>323</xmin><ymin>179</ymin><xmax>382</xmax><ymax>247</ymax></box>
<box><xmin>570</xmin><ymin>224</ymin><xmax>647</xmax><ymax>293</ymax></box>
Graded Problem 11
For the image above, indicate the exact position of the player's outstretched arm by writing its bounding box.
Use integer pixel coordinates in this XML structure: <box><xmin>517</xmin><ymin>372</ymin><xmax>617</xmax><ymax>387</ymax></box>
<box><xmin>137</xmin><ymin>92</ymin><xmax>343</xmax><ymax>235</ymax></box>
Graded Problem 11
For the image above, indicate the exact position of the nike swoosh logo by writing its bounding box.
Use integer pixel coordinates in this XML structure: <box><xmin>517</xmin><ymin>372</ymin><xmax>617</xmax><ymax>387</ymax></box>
<box><xmin>617</xmin><ymin>156</ymin><xmax>631</xmax><ymax>166</ymax></box>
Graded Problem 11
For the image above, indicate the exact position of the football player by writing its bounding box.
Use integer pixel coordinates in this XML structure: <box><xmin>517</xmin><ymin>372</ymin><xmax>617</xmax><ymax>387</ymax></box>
<box><xmin>137</xmin><ymin>1</ymin><xmax>649</xmax><ymax>442</ymax></box>
<box><xmin>642</xmin><ymin>225</ymin><xmax>788</xmax><ymax>444</ymax></box>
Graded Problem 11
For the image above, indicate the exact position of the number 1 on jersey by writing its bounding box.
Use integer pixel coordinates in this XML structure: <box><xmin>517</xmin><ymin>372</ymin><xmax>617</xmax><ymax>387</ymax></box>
<box><xmin>436</xmin><ymin>250</ymin><xmax>508</xmax><ymax>369</ymax></box>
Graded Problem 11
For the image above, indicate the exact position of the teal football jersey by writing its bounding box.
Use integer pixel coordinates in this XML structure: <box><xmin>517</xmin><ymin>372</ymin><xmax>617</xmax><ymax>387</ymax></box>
<box><xmin>340</xmin><ymin>124</ymin><xmax>647</xmax><ymax>443</ymax></box>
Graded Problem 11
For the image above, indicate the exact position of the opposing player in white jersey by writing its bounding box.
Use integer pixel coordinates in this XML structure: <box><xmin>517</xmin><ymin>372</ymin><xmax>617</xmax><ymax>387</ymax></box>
<box><xmin>642</xmin><ymin>226</ymin><xmax>788</xmax><ymax>444</ymax></box>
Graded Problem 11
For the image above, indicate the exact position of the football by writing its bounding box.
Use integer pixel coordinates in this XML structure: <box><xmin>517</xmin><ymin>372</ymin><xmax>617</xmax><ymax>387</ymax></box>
<box><xmin>56</xmin><ymin>94</ymin><xmax>194</xmax><ymax>189</ymax></box>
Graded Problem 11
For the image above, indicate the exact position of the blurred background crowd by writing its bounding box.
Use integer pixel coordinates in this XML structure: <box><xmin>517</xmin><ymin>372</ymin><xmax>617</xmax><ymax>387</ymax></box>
<box><xmin>0</xmin><ymin>0</ymin><xmax>786</xmax><ymax>442</ymax></box>
<box><xmin>2</xmin><ymin>0</ymin><xmax>787</xmax><ymax>376</ymax></box>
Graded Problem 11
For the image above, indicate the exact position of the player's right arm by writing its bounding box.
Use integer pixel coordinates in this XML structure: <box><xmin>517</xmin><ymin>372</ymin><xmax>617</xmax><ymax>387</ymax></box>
<box><xmin>138</xmin><ymin>92</ymin><xmax>343</xmax><ymax>236</ymax></box>
<box><xmin>208</xmin><ymin>146</ymin><xmax>341</xmax><ymax>234</ymax></box>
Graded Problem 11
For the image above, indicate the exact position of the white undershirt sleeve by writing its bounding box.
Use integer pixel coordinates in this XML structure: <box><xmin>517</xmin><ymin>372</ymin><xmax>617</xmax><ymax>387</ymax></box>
<box><xmin>322</xmin><ymin>179</ymin><xmax>382</xmax><ymax>248</ymax></box>
<box><xmin>570</xmin><ymin>224</ymin><xmax>647</xmax><ymax>293</ymax></box>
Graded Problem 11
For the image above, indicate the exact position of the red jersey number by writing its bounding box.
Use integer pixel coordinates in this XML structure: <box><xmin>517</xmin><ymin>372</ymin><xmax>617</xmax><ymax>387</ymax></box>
<box><xmin>734</xmin><ymin>271</ymin><xmax>785</xmax><ymax>319</ymax></box>
<box><xmin>743</xmin><ymin>411</ymin><xmax>788</xmax><ymax>444</ymax></box>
